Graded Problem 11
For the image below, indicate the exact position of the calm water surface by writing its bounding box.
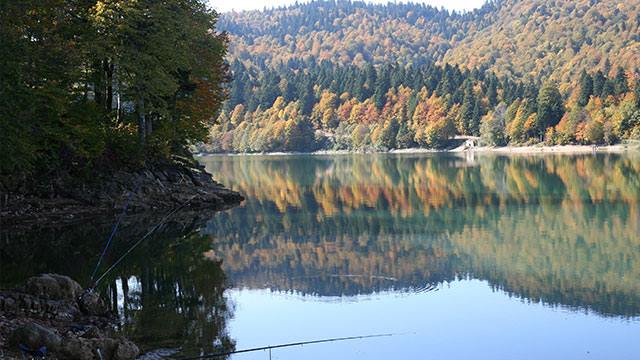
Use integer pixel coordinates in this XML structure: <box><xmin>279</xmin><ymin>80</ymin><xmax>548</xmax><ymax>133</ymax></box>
<box><xmin>2</xmin><ymin>153</ymin><xmax>639</xmax><ymax>359</ymax></box>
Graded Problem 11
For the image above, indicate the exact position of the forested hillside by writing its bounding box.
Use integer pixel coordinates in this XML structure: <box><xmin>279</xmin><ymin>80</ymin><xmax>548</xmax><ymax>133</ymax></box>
<box><xmin>220</xmin><ymin>0</ymin><xmax>640</xmax><ymax>85</ymax></box>
<box><xmin>443</xmin><ymin>0</ymin><xmax>640</xmax><ymax>89</ymax></box>
<box><xmin>219</xmin><ymin>0</ymin><xmax>500</xmax><ymax>67</ymax></box>
<box><xmin>205</xmin><ymin>0</ymin><xmax>640</xmax><ymax>153</ymax></box>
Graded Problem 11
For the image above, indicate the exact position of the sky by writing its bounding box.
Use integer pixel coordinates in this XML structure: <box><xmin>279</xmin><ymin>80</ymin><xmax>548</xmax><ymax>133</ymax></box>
<box><xmin>209</xmin><ymin>0</ymin><xmax>487</xmax><ymax>13</ymax></box>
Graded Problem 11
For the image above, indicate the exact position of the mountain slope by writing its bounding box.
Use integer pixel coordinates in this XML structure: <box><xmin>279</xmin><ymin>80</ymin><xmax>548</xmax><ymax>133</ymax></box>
<box><xmin>219</xmin><ymin>0</ymin><xmax>639</xmax><ymax>85</ymax></box>
<box><xmin>443</xmin><ymin>0</ymin><xmax>640</xmax><ymax>91</ymax></box>
<box><xmin>219</xmin><ymin>0</ymin><xmax>501</xmax><ymax>67</ymax></box>
<box><xmin>205</xmin><ymin>0</ymin><xmax>640</xmax><ymax>153</ymax></box>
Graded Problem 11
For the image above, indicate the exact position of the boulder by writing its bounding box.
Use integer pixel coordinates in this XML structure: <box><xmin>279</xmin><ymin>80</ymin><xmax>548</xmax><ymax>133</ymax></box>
<box><xmin>115</xmin><ymin>339</ymin><xmax>140</xmax><ymax>360</ymax></box>
<box><xmin>78</xmin><ymin>290</ymin><xmax>108</xmax><ymax>316</ymax></box>
<box><xmin>10</xmin><ymin>322</ymin><xmax>62</xmax><ymax>352</ymax></box>
<box><xmin>25</xmin><ymin>274</ymin><xmax>82</xmax><ymax>300</ymax></box>
<box><xmin>60</xmin><ymin>337</ymin><xmax>94</xmax><ymax>360</ymax></box>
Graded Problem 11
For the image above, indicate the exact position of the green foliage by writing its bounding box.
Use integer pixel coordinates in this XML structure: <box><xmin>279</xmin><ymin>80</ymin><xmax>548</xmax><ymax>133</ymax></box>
<box><xmin>536</xmin><ymin>81</ymin><xmax>564</xmax><ymax>138</ymax></box>
<box><xmin>1</xmin><ymin>0</ymin><xmax>228</xmax><ymax>185</ymax></box>
<box><xmin>480</xmin><ymin>103</ymin><xmax>508</xmax><ymax>146</ymax></box>
<box><xmin>284</xmin><ymin>118</ymin><xmax>317</xmax><ymax>152</ymax></box>
<box><xmin>614</xmin><ymin>68</ymin><xmax>629</xmax><ymax>96</ymax></box>
<box><xmin>578</xmin><ymin>71</ymin><xmax>593</xmax><ymax>107</ymax></box>
<box><xmin>395</xmin><ymin>122</ymin><xmax>416</xmax><ymax>149</ymax></box>
<box><xmin>377</xmin><ymin>118</ymin><xmax>400</xmax><ymax>150</ymax></box>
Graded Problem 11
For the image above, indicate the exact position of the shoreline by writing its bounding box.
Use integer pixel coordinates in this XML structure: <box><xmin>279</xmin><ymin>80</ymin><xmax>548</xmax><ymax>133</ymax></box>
<box><xmin>195</xmin><ymin>143</ymin><xmax>640</xmax><ymax>157</ymax></box>
<box><xmin>0</xmin><ymin>159</ymin><xmax>244</xmax><ymax>227</ymax></box>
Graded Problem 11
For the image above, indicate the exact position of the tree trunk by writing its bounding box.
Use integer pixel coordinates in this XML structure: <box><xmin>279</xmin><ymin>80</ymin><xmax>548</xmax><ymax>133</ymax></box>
<box><xmin>94</xmin><ymin>60</ymin><xmax>104</xmax><ymax>106</ymax></box>
<box><xmin>138</xmin><ymin>95</ymin><xmax>146</xmax><ymax>146</ymax></box>
<box><xmin>105</xmin><ymin>59</ymin><xmax>114</xmax><ymax>112</ymax></box>
<box><xmin>146</xmin><ymin>114</ymin><xmax>153</xmax><ymax>137</ymax></box>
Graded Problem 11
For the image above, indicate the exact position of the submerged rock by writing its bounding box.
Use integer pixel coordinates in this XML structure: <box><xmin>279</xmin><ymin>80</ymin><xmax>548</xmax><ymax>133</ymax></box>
<box><xmin>0</xmin><ymin>274</ymin><xmax>140</xmax><ymax>360</ymax></box>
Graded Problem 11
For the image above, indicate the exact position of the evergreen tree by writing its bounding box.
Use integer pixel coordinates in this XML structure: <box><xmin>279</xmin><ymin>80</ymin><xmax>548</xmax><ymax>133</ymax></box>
<box><xmin>614</xmin><ymin>67</ymin><xmax>628</xmax><ymax>96</ymax></box>
<box><xmin>458</xmin><ymin>81</ymin><xmax>476</xmax><ymax>135</ymax></box>
<box><xmin>536</xmin><ymin>81</ymin><xmax>564</xmax><ymax>138</ymax></box>
<box><xmin>593</xmin><ymin>71</ymin><xmax>606</xmax><ymax>97</ymax></box>
<box><xmin>487</xmin><ymin>78</ymin><xmax>498</xmax><ymax>107</ymax></box>
<box><xmin>284</xmin><ymin>117</ymin><xmax>316</xmax><ymax>151</ymax></box>
<box><xmin>259</xmin><ymin>72</ymin><xmax>281</xmax><ymax>108</ymax></box>
<box><xmin>395</xmin><ymin>122</ymin><xmax>415</xmax><ymax>149</ymax></box>
<box><xmin>578</xmin><ymin>71</ymin><xmax>593</xmax><ymax>107</ymax></box>
<box><xmin>601</xmin><ymin>80</ymin><xmax>616</xmax><ymax>98</ymax></box>
<box><xmin>364</xmin><ymin>64</ymin><xmax>377</xmax><ymax>99</ymax></box>
<box><xmin>299</xmin><ymin>79</ymin><xmax>316</xmax><ymax>115</ymax></box>
<box><xmin>471</xmin><ymin>98</ymin><xmax>483</xmax><ymax>136</ymax></box>
<box><xmin>378</xmin><ymin>117</ymin><xmax>399</xmax><ymax>149</ymax></box>
<box><xmin>282</xmin><ymin>77</ymin><xmax>297</xmax><ymax>102</ymax></box>
<box><xmin>374</xmin><ymin>67</ymin><xmax>391</xmax><ymax>110</ymax></box>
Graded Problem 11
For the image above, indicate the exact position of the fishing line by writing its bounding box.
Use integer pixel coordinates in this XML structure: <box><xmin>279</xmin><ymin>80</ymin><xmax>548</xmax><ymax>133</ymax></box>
<box><xmin>89</xmin><ymin>182</ymin><xmax>140</xmax><ymax>285</ymax></box>
<box><xmin>91</xmin><ymin>195</ymin><xmax>196</xmax><ymax>289</ymax></box>
<box><xmin>177</xmin><ymin>333</ymin><xmax>396</xmax><ymax>360</ymax></box>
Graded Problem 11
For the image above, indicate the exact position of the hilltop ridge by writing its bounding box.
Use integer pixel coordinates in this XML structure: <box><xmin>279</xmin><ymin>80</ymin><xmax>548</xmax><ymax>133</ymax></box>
<box><xmin>220</xmin><ymin>0</ymin><xmax>639</xmax><ymax>85</ymax></box>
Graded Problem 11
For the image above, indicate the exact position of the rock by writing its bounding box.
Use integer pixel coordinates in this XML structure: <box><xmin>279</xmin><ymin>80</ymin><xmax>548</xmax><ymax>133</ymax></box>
<box><xmin>115</xmin><ymin>339</ymin><xmax>140</xmax><ymax>360</ymax></box>
<box><xmin>50</xmin><ymin>274</ymin><xmax>83</xmax><ymax>299</ymax></box>
<box><xmin>78</xmin><ymin>290</ymin><xmax>108</xmax><ymax>316</ymax></box>
<box><xmin>4</xmin><ymin>297</ymin><xmax>18</xmax><ymax>312</ymax></box>
<box><xmin>80</xmin><ymin>325</ymin><xmax>103</xmax><ymax>339</ymax></box>
<box><xmin>60</xmin><ymin>337</ymin><xmax>94</xmax><ymax>360</ymax></box>
<box><xmin>25</xmin><ymin>274</ymin><xmax>82</xmax><ymax>300</ymax></box>
<box><xmin>10</xmin><ymin>322</ymin><xmax>62</xmax><ymax>352</ymax></box>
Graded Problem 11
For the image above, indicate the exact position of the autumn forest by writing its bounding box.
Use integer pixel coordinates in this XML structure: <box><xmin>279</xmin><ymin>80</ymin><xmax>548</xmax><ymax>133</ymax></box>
<box><xmin>204</xmin><ymin>0</ymin><xmax>640</xmax><ymax>153</ymax></box>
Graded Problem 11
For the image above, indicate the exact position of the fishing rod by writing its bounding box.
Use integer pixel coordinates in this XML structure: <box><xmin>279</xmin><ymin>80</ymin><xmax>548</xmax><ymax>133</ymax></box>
<box><xmin>177</xmin><ymin>333</ymin><xmax>396</xmax><ymax>360</ymax></box>
<box><xmin>90</xmin><ymin>195</ymin><xmax>197</xmax><ymax>289</ymax></box>
<box><xmin>89</xmin><ymin>183</ymin><xmax>140</xmax><ymax>285</ymax></box>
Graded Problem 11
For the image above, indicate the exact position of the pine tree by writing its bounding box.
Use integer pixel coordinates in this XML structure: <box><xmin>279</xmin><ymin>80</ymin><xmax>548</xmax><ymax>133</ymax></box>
<box><xmin>395</xmin><ymin>122</ymin><xmax>415</xmax><ymax>149</ymax></box>
<box><xmin>601</xmin><ymin>80</ymin><xmax>616</xmax><ymax>98</ymax></box>
<box><xmin>577</xmin><ymin>71</ymin><xmax>593</xmax><ymax>107</ymax></box>
<box><xmin>613</xmin><ymin>67</ymin><xmax>628</xmax><ymax>96</ymax></box>
<box><xmin>299</xmin><ymin>79</ymin><xmax>316</xmax><ymax>115</ymax></box>
<box><xmin>374</xmin><ymin>67</ymin><xmax>391</xmax><ymax>110</ymax></box>
<box><xmin>364</xmin><ymin>64</ymin><xmax>377</xmax><ymax>99</ymax></box>
<box><xmin>458</xmin><ymin>81</ymin><xmax>476</xmax><ymax>135</ymax></box>
<box><xmin>487</xmin><ymin>78</ymin><xmax>498</xmax><ymax>107</ymax></box>
<box><xmin>536</xmin><ymin>81</ymin><xmax>564</xmax><ymax>138</ymax></box>
<box><xmin>378</xmin><ymin>117</ymin><xmax>399</xmax><ymax>149</ymax></box>
<box><xmin>593</xmin><ymin>71</ymin><xmax>606</xmax><ymax>97</ymax></box>
<box><xmin>282</xmin><ymin>77</ymin><xmax>297</xmax><ymax>102</ymax></box>
<box><xmin>471</xmin><ymin>98</ymin><xmax>482</xmax><ymax>136</ymax></box>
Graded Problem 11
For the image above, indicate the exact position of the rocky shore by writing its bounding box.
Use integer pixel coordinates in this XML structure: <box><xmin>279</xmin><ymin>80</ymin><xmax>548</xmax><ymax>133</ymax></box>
<box><xmin>0</xmin><ymin>156</ymin><xmax>244</xmax><ymax>227</ymax></box>
<box><xmin>0</xmin><ymin>274</ymin><xmax>138</xmax><ymax>359</ymax></box>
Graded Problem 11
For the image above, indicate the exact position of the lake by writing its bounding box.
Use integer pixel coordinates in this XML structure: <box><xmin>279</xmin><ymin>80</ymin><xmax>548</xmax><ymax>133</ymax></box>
<box><xmin>2</xmin><ymin>152</ymin><xmax>639</xmax><ymax>359</ymax></box>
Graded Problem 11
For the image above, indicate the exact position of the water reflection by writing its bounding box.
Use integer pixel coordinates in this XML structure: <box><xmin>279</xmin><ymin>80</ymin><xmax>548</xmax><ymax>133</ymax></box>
<box><xmin>200</xmin><ymin>153</ymin><xmax>640</xmax><ymax>318</ymax></box>
<box><xmin>2</xmin><ymin>153</ymin><xmax>639</xmax><ymax>359</ymax></box>
<box><xmin>0</xmin><ymin>213</ymin><xmax>236</xmax><ymax>357</ymax></box>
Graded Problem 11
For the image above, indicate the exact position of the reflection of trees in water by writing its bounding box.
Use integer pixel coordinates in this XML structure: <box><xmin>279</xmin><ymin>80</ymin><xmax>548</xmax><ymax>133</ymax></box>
<box><xmin>204</xmin><ymin>153</ymin><xmax>640</xmax><ymax>217</ymax></box>
<box><xmin>0</xmin><ymin>214</ymin><xmax>236</xmax><ymax>357</ymax></box>
<box><xmin>202</xmin><ymin>153</ymin><xmax>640</xmax><ymax>317</ymax></box>
<box><xmin>102</xmin><ymin>232</ymin><xmax>235</xmax><ymax>356</ymax></box>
